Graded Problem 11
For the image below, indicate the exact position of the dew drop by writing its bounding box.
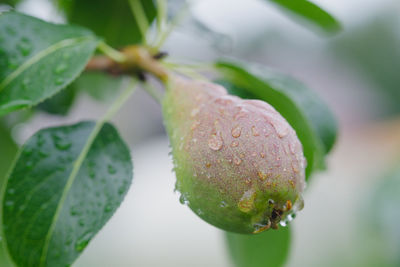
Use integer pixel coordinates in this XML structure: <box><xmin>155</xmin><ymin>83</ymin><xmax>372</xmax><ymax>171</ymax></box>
<box><xmin>231</xmin><ymin>125</ymin><xmax>242</xmax><ymax>138</ymax></box>
<box><xmin>104</xmin><ymin>204</ymin><xmax>113</xmax><ymax>213</ymax></box>
<box><xmin>288</xmin><ymin>143</ymin><xmax>296</xmax><ymax>155</ymax></box>
<box><xmin>118</xmin><ymin>186</ymin><xmax>126</xmax><ymax>195</ymax></box>
<box><xmin>233</xmin><ymin>156</ymin><xmax>242</xmax><ymax>165</ymax></box>
<box><xmin>75</xmin><ymin>232</ymin><xmax>92</xmax><ymax>252</ymax></box>
<box><xmin>257</xmin><ymin>171</ymin><xmax>267</xmax><ymax>181</ymax></box>
<box><xmin>17</xmin><ymin>38</ymin><xmax>32</xmax><ymax>56</ymax></box>
<box><xmin>7</xmin><ymin>188</ymin><xmax>15</xmax><ymax>195</ymax></box>
<box><xmin>70</xmin><ymin>206</ymin><xmax>80</xmax><ymax>216</ymax></box>
<box><xmin>55</xmin><ymin>77</ymin><xmax>64</xmax><ymax>85</ymax></box>
<box><xmin>279</xmin><ymin>221</ymin><xmax>288</xmax><ymax>227</ymax></box>
<box><xmin>293</xmin><ymin>196</ymin><xmax>304</xmax><ymax>212</ymax></box>
<box><xmin>179</xmin><ymin>194</ymin><xmax>189</xmax><ymax>205</ymax></box>
<box><xmin>220</xmin><ymin>201</ymin><xmax>228</xmax><ymax>208</ymax></box>
<box><xmin>291</xmin><ymin>161</ymin><xmax>300</xmax><ymax>173</ymax></box>
<box><xmin>233</xmin><ymin>107</ymin><xmax>248</xmax><ymax>120</ymax></box>
<box><xmin>107</xmin><ymin>164</ymin><xmax>117</xmax><ymax>175</ymax></box>
<box><xmin>23</xmin><ymin>148</ymin><xmax>33</xmax><ymax>157</ymax></box>
<box><xmin>251</xmin><ymin>126</ymin><xmax>259</xmax><ymax>136</ymax></box>
<box><xmin>271</xmin><ymin>120</ymin><xmax>289</xmax><ymax>138</ymax></box>
<box><xmin>208</xmin><ymin>133</ymin><xmax>223</xmax><ymax>151</ymax></box>
<box><xmin>54</xmin><ymin>63</ymin><xmax>67</xmax><ymax>74</ymax></box>
<box><xmin>52</xmin><ymin>135</ymin><xmax>71</xmax><ymax>151</ymax></box>
<box><xmin>39</xmin><ymin>150</ymin><xmax>49</xmax><ymax>158</ymax></box>
<box><xmin>231</xmin><ymin>141</ymin><xmax>239</xmax><ymax>147</ymax></box>
<box><xmin>89</xmin><ymin>169</ymin><xmax>96</xmax><ymax>179</ymax></box>
<box><xmin>238</xmin><ymin>189</ymin><xmax>256</xmax><ymax>213</ymax></box>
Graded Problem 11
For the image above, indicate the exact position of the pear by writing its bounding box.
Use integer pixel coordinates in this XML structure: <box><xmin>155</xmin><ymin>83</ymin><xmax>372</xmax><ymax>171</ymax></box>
<box><xmin>162</xmin><ymin>76</ymin><xmax>306</xmax><ymax>234</ymax></box>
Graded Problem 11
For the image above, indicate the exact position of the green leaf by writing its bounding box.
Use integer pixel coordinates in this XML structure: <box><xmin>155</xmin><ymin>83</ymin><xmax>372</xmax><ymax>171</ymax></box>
<box><xmin>0</xmin><ymin>122</ymin><xmax>18</xmax><ymax>267</ymax></box>
<box><xmin>0</xmin><ymin>11</ymin><xmax>100</xmax><ymax>116</ymax></box>
<box><xmin>216</xmin><ymin>60</ymin><xmax>338</xmax><ymax>179</ymax></box>
<box><xmin>37</xmin><ymin>85</ymin><xmax>77</xmax><ymax>116</ymax></box>
<box><xmin>2</xmin><ymin>121</ymin><xmax>133</xmax><ymax>267</ymax></box>
<box><xmin>226</xmin><ymin>227</ymin><xmax>291</xmax><ymax>267</ymax></box>
<box><xmin>0</xmin><ymin>0</ymin><xmax>20</xmax><ymax>6</ymax></box>
<box><xmin>74</xmin><ymin>72</ymin><xmax>124</xmax><ymax>102</ymax></box>
<box><xmin>56</xmin><ymin>0</ymin><xmax>156</xmax><ymax>47</ymax></box>
<box><xmin>266</xmin><ymin>0</ymin><xmax>341</xmax><ymax>34</ymax></box>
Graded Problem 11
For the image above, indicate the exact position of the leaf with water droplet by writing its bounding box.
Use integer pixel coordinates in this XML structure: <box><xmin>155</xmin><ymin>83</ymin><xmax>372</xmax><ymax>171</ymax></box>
<box><xmin>0</xmin><ymin>122</ymin><xmax>18</xmax><ymax>266</ymax></box>
<box><xmin>2</xmin><ymin>121</ymin><xmax>133</xmax><ymax>267</ymax></box>
<box><xmin>216</xmin><ymin>60</ymin><xmax>338</xmax><ymax>180</ymax></box>
<box><xmin>0</xmin><ymin>12</ymin><xmax>99</xmax><ymax>116</ymax></box>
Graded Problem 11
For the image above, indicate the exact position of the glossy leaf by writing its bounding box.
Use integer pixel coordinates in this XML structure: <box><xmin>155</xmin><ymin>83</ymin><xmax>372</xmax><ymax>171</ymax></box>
<box><xmin>0</xmin><ymin>122</ymin><xmax>18</xmax><ymax>267</ymax></box>
<box><xmin>226</xmin><ymin>227</ymin><xmax>291</xmax><ymax>267</ymax></box>
<box><xmin>216</xmin><ymin>60</ymin><xmax>337</xmax><ymax>179</ymax></box>
<box><xmin>0</xmin><ymin>12</ymin><xmax>99</xmax><ymax>116</ymax></box>
<box><xmin>2</xmin><ymin>121</ymin><xmax>133</xmax><ymax>267</ymax></box>
<box><xmin>266</xmin><ymin>0</ymin><xmax>341</xmax><ymax>33</ymax></box>
<box><xmin>57</xmin><ymin>0</ymin><xmax>156</xmax><ymax>47</ymax></box>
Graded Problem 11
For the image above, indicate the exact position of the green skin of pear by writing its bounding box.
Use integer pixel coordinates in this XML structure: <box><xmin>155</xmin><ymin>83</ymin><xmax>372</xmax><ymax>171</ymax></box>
<box><xmin>163</xmin><ymin>76</ymin><xmax>306</xmax><ymax>234</ymax></box>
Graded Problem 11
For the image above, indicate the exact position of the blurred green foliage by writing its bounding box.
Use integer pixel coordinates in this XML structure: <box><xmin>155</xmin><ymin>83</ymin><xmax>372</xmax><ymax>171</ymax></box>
<box><xmin>56</xmin><ymin>0</ymin><xmax>156</xmax><ymax>47</ymax></box>
<box><xmin>37</xmin><ymin>72</ymin><xmax>124</xmax><ymax>116</ymax></box>
<box><xmin>333</xmin><ymin>13</ymin><xmax>400</xmax><ymax>118</ymax></box>
<box><xmin>38</xmin><ymin>86</ymin><xmax>77</xmax><ymax>116</ymax></box>
<box><xmin>0</xmin><ymin>122</ymin><xmax>18</xmax><ymax>267</ymax></box>
<box><xmin>357</xmin><ymin>163</ymin><xmax>400</xmax><ymax>267</ymax></box>
<box><xmin>226</xmin><ymin>227</ymin><xmax>291</xmax><ymax>267</ymax></box>
<box><xmin>267</xmin><ymin>0</ymin><xmax>341</xmax><ymax>34</ymax></box>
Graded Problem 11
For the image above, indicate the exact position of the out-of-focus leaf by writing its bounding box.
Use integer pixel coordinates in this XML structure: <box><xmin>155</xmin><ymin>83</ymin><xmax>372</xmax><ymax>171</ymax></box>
<box><xmin>57</xmin><ymin>0</ymin><xmax>156</xmax><ymax>47</ymax></box>
<box><xmin>0</xmin><ymin>12</ymin><xmax>99</xmax><ymax>116</ymax></box>
<box><xmin>2</xmin><ymin>121</ymin><xmax>133</xmax><ymax>267</ymax></box>
<box><xmin>74</xmin><ymin>72</ymin><xmax>124</xmax><ymax>102</ymax></box>
<box><xmin>266</xmin><ymin>0</ymin><xmax>341</xmax><ymax>34</ymax></box>
<box><xmin>226</xmin><ymin>227</ymin><xmax>291</xmax><ymax>267</ymax></box>
<box><xmin>37</xmin><ymin>84</ymin><xmax>77</xmax><ymax>116</ymax></box>
<box><xmin>37</xmin><ymin>72</ymin><xmax>125</xmax><ymax>115</ymax></box>
<box><xmin>333</xmin><ymin>14</ymin><xmax>400</xmax><ymax>117</ymax></box>
<box><xmin>0</xmin><ymin>122</ymin><xmax>17</xmax><ymax>267</ymax></box>
<box><xmin>216</xmin><ymin>60</ymin><xmax>338</xmax><ymax>179</ymax></box>
<box><xmin>358</xmin><ymin>163</ymin><xmax>400</xmax><ymax>266</ymax></box>
<box><xmin>0</xmin><ymin>0</ymin><xmax>20</xmax><ymax>6</ymax></box>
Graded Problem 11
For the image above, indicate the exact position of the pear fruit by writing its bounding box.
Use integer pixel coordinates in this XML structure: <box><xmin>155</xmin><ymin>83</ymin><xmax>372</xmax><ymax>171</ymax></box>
<box><xmin>162</xmin><ymin>76</ymin><xmax>306</xmax><ymax>234</ymax></box>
